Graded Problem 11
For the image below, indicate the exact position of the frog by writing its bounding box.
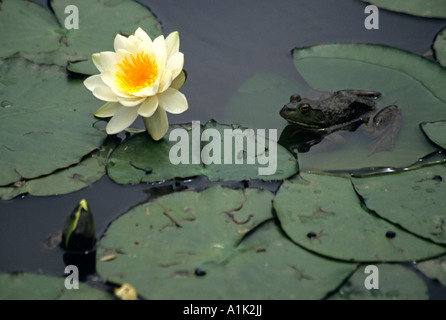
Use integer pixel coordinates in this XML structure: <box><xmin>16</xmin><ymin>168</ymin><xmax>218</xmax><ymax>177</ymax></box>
<box><xmin>279</xmin><ymin>89</ymin><xmax>402</xmax><ymax>154</ymax></box>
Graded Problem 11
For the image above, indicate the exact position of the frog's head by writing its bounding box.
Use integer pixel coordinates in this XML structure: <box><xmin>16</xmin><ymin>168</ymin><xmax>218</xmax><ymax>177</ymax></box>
<box><xmin>280</xmin><ymin>94</ymin><xmax>328</xmax><ymax>129</ymax></box>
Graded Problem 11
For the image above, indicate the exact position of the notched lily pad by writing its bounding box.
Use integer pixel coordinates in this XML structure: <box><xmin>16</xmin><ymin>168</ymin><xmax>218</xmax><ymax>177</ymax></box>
<box><xmin>107</xmin><ymin>120</ymin><xmax>298</xmax><ymax>184</ymax></box>
<box><xmin>330</xmin><ymin>264</ymin><xmax>428</xmax><ymax>300</ymax></box>
<box><xmin>361</xmin><ymin>0</ymin><xmax>446</xmax><ymax>18</ymax></box>
<box><xmin>0</xmin><ymin>138</ymin><xmax>115</xmax><ymax>200</ymax></box>
<box><xmin>97</xmin><ymin>186</ymin><xmax>356</xmax><ymax>299</ymax></box>
<box><xmin>273</xmin><ymin>173</ymin><xmax>446</xmax><ymax>262</ymax></box>
<box><xmin>0</xmin><ymin>272</ymin><xmax>115</xmax><ymax>300</ymax></box>
<box><xmin>0</xmin><ymin>0</ymin><xmax>162</xmax><ymax>70</ymax></box>
<box><xmin>352</xmin><ymin>164</ymin><xmax>446</xmax><ymax>245</ymax></box>
<box><xmin>433</xmin><ymin>27</ymin><xmax>446</xmax><ymax>67</ymax></box>
<box><xmin>0</xmin><ymin>57</ymin><xmax>107</xmax><ymax>186</ymax></box>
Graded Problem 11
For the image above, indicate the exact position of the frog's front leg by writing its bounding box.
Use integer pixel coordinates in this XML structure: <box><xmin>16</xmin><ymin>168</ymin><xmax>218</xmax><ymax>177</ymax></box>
<box><xmin>336</xmin><ymin>89</ymin><xmax>381</xmax><ymax>98</ymax></box>
<box><xmin>363</xmin><ymin>105</ymin><xmax>402</xmax><ymax>155</ymax></box>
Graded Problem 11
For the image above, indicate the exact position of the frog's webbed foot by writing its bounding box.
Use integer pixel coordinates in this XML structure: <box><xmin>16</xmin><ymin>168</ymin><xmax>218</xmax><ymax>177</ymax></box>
<box><xmin>364</xmin><ymin>105</ymin><xmax>402</xmax><ymax>156</ymax></box>
<box><xmin>336</xmin><ymin>89</ymin><xmax>381</xmax><ymax>99</ymax></box>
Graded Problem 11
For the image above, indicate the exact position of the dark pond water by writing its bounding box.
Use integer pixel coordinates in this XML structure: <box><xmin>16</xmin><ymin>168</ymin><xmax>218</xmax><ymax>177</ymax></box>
<box><xmin>1</xmin><ymin>0</ymin><xmax>446</xmax><ymax>299</ymax></box>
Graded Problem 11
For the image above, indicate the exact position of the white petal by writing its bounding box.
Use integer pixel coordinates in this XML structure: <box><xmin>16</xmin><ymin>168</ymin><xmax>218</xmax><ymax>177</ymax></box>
<box><xmin>138</xmin><ymin>96</ymin><xmax>158</xmax><ymax>117</ymax></box>
<box><xmin>115</xmin><ymin>49</ymin><xmax>132</xmax><ymax>64</ymax></box>
<box><xmin>125</xmin><ymin>35</ymin><xmax>142</xmax><ymax>54</ymax></box>
<box><xmin>94</xmin><ymin>102</ymin><xmax>121</xmax><ymax>118</ymax></box>
<box><xmin>84</xmin><ymin>75</ymin><xmax>105</xmax><ymax>91</ymax></box>
<box><xmin>99</xmin><ymin>52</ymin><xmax>116</xmax><ymax>71</ymax></box>
<box><xmin>166</xmin><ymin>52</ymin><xmax>184</xmax><ymax>80</ymax></box>
<box><xmin>153</xmin><ymin>35</ymin><xmax>167</xmax><ymax>80</ymax></box>
<box><xmin>110</xmin><ymin>85</ymin><xmax>135</xmax><ymax>98</ymax></box>
<box><xmin>135</xmin><ymin>27</ymin><xmax>153</xmax><ymax>46</ymax></box>
<box><xmin>142</xmin><ymin>107</ymin><xmax>169</xmax><ymax>141</ymax></box>
<box><xmin>100</xmin><ymin>71</ymin><xmax>114</xmax><ymax>87</ymax></box>
<box><xmin>93</xmin><ymin>86</ymin><xmax>119</xmax><ymax>102</ymax></box>
<box><xmin>165</xmin><ymin>31</ymin><xmax>179</xmax><ymax>59</ymax></box>
<box><xmin>106</xmin><ymin>106</ymin><xmax>139</xmax><ymax>134</ymax></box>
<box><xmin>159</xmin><ymin>70</ymin><xmax>173</xmax><ymax>93</ymax></box>
<box><xmin>114</xmin><ymin>34</ymin><xmax>128</xmax><ymax>52</ymax></box>
<box><xmin>158</xmin><ymin>88</ymin><xmax>188</xmax><ymax>114</ymax></box>
<box><xmin>92</xmin><ymin>53</ymin><xmax>103</xmax><ymax>72</ymax></box>
<box><xmin>118</xmin><ymin>95</ymin><xmax>146</xmax><ymax>107</ymax></box>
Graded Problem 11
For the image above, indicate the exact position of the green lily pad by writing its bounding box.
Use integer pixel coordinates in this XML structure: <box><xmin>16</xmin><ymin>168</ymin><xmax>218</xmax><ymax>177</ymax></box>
<box><xmin>0</xmin><ymin>57</ymin><xmax>107</xmax><ymax>186</ymax></box>
<box><xmin>224</xmin><ymin>71</ymin><xmax>309</xmax><ymax>131</ymax></box>
<box><xmin>291</xmin><ymin>43</ymin><xmax>446</xmax><ymax>172</ymax></box>
<box><xmin>361</xmin><ymin>0</ymin><xmax>446</xmax><ymax>18</ymax></box>
<box><xmin>421</xmin><ymin>120</ymin><xmax>446</xmax><ymax>150</ymax></box>
<box><xmin>273</xmin><ymin>173</ymin><xmax>446</xmax><ymax>262</ymax></box>
<box><xmin>0</xmin><ymin>138</ymin><xmax>115</xmax><ymax>200</ymax></box>
<box><xmin>0</xmin><ymin>0</ymin><xmax>161</xmax><ymax>70</ymax></box>
<box><xmin>107</xmin><ymin>120</ymin><xmax>298</xmax><ymax>184</ymax></box>
<box><xmin>330</xmin><ymin>264</ymin><xmax>428</xmax><ymax>300</ymax></box>
<box><xmin>0</xmin><ymin>272</ymin><xmax>115</xmax><ymax>300</ymax></box>
<box><xmin>415</xmin><ymin>255</ymin><xmax>446</xmax><ymax>287</ymax></box>
<box><xmin>352</xmin><ymin>164</ymin><xmax>446</xmax><ymax>245</ymax></box>
<box><xmin>97</xmin><ymin>186</ymin><xmax>356</xmax><ymax>299</ymax></box>
<box><xmin>434</xmin><ymin>27</ymin><xmax>446</xmax><ymax>67</ymax></box>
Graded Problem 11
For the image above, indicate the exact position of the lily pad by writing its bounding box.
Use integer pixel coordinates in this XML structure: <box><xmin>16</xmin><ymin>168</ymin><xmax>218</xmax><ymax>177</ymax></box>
<box><xmin>0</xmin><ymin>57</ymin><xmax>107</xmax><ymax>186</ymax></box>
<box><xmin>434</xmin><ymin>27</ymin><xmax>446</xmax><ymax>67</ymax></box>
<box><xmin>107</xmin><ymin>120</ymin><xmax>298</xmax><ymax>184</ymax></box>
<box><xmin>352</xmin><ymin>164</ymin><xmax>446</xmax><ymax>245</ymax></box>
<box><xmin>415</xmin><ymin>255</ymin><xmax>446</xmax><ymax>287</ymax></box>
<box><xmin>0</xmin><ymin>0</ymin><xmax>162</xmax><ymax>70</ymax></box>
<box><xmin>0</xmin><ymin>272</ymin><xmax>115</xmax><ymax>300</ymax></box>
<box><xmin>224</xmin><ymin>71</ymin><xmax>309</xmax><ymax>131</ymax></box>
<box><xmin>330</xmin><ymin>264</ymin><xmax>428</xmax><ymax>300</ymax></box>
<box><xmin>291</xmin><ymin>43</ymin><xmax>446</xmax><ymax>172</ymax></box>
<box><xmin>273</xmin><ymin>173</ymin><xmax>446</xmax><ymax>262</ymax></box>
<box><xmin>97</xmin><ymin>186</ymin><xmax>356</xmax><ymax>299</ymax></box>
<box><xmin>361</xmin><ymin>0</ymin><xmax>446</xmax><ymax>18</ymax></box>
<box><xmin>421</xmin><ymin>120</ymin><xmax>446</xmax><ymax>150</ymax></box>
<box><xmin>0</xmin><ymin>138</ymin><xmax>115</xmax><ymax>200</ymax></box>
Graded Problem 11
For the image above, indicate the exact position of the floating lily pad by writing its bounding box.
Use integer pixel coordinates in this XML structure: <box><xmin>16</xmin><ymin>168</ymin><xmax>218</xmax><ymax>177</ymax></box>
<box><xmin>273</xmin><ymin>173</ymin><xmax>446</xmax><ymax>262</ymax></box>
<box><xmin>291</xmin><ymin>43</ymin><xmax>446</xmax><ymax>171</ymax></box>
<box><xmin>415</xmin><ymin>255</ymin><xmax>446</xmax><ymax>287</ymax></box>
<box><xmin>0</xmin><ymin>272</ymin><xmax>115</xmax><ymax>300</ymax></box>
<box><xmin>434</xmin><ymin>27</ymin><xmax>446</xmax><ymax>67</ymax></box>
<box><xmin>361</xmin><ymin>0</ymin><xmax>446</xmax><ymax>18</ymax></box>
<box><xmin>352</xmin><ymin>164</ymin><xmax>446</xmax><ymax>245</ymax></box>
<box><xmin>421</xmin><ymin>120</ymin><xmax>446</xmax><ymax>150</ymax></box>
<box><xmin>97</xmin><ymin>186</ymin><xmax>356</xmax><ymax>299</ymax></box>
<box><xmin>0</xmin><ymin>0</ymin><xmax>161</xmax><ymax>70</ymax></box>
<box><xmin>330</xmin><ymin>264</ymin><xmax>428</xmax><ymax>300</ymax></box>
<box><xmin>107</xmin><ymin>120</ymin><xmax>298</xmax><ymax>184</ymax></box>
<box><xmin>0</xmin><ymin>138</ymin><xmax>115</xmax><ymax>200</ymax></box>
<box><xmin>0</xmin><ymin>57</ymin><xmax>107</xmax><ymax>186</ymax></box>
<box><xmin>224</xmin><ymin>71</ymin><xmax>309</xmax><ymax>131</ymax></box>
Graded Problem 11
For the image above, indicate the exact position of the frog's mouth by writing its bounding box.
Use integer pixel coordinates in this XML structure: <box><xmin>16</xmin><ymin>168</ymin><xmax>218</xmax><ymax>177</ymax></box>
<box><xmin>280</xmin><ymin>106</ymin><xmax>328</xmax><ymax>130</ymax></box>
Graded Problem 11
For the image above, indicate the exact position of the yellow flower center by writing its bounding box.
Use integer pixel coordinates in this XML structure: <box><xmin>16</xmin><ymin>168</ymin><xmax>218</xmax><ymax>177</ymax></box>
<box><xmin>115</xmin><ymin>52</ymin><xmax>158</xmax><ymax>93</ymax></box>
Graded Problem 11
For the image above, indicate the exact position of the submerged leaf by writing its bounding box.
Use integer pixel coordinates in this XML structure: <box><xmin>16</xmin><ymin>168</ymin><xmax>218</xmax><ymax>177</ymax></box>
<box><xmin>291</xmin><ymin>43</ymin><xmax>446</xmax><ymax>171</ymax></box>
<box><xmin>97</xmin><ymin>186</ymin><xmax>355</xmax><ymax>299</ymax></box>
<box><xmin>273</xmin><ymin>173</ymin><xmax>446</xmax><ymax>262</ymax></box>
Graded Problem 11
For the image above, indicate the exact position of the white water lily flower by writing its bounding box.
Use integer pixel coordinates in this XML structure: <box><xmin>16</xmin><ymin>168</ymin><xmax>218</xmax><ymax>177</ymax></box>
<box><xmin>84</xmin><ymin>28</ymin><xmax>188</xmax><ymax>140</ymax></box>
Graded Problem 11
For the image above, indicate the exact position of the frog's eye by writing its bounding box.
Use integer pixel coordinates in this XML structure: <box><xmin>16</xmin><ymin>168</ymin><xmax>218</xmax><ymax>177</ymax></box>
<box><xmin>299</xmin><ymin>103</ymin><xmax>311</xmax><ymax>113</ymax></box>
<box><xmin>290</xmin><ymin>94</ymin><xmax>301</xmax><ymax>102</ymax></box>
